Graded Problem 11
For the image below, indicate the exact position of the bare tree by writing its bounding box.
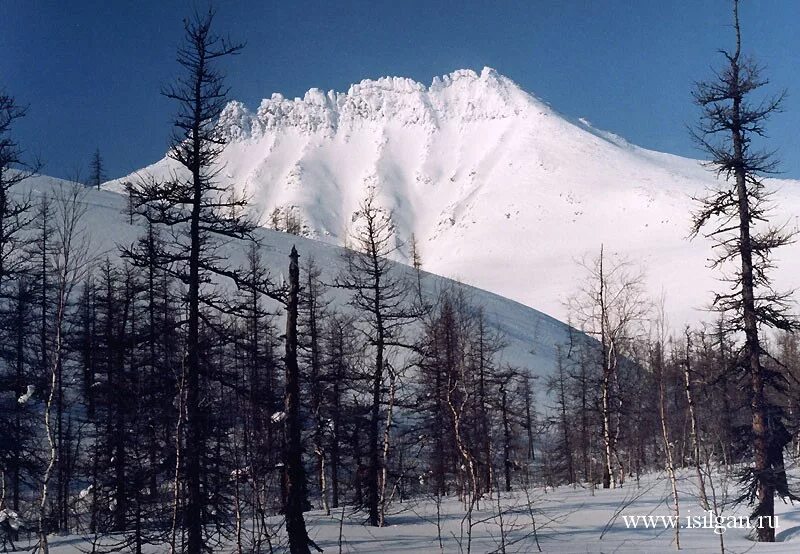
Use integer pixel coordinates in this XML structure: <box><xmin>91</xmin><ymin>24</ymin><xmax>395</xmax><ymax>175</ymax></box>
<box><xmin>0</xmin><ymin>91</ymin><xmax>36</xmax><ymax>294</ymax></box>
<box><xmin>36</xmin><ymin>183</ymin><xmax>92</xmax><ymax>553</ymax></box>
<box><xmin>651</xmin><ymin>304</ymin><xmax>680</xmax><ymax>550</ymax></box>
<box><xmin>298</xmin><ymin>257</ymin><xmax>331</xmax><ymax>515</ymax></box>
<box><xmin>335</xmin><ymin>187</ymin><xmax>419</xmax><ymax>526</ymax></box>
<box><xmin>322</xmin><ymin>312</ymin><xmax>359</xmax><ymax>512</ymax></box>
<box><xmin>0</xmin><ymin>90</ymin><xmax>37</xmax><ymax>532</ymax></box>
<box><xmin>282</xmin><ymin>247</ymin><xmax>317</xmax><ymax>554</ymax></box>
<box><xmin>569</xmin><ymin>245</ymin><xmax>649</xmax><ymax>489</ymax></box>
<box><xmin>691</xmin><ymin>0</ymin><xmax>797</xmax><ymax>540</ymax></box>
<box><xmin>88</xmin><ymin>149</ymin><xmax>105</xmax><ymax>190</ymax></box>
<box><xmin>121</xmin><ymin>10</ymin><xmax>272</xmax><ymax>552</ymax></box>
<box><xmin>546</xmin><ymin>346</ymin><xmax>575</xmax><ymax>485</ymax></box>
<box><xmin>682</xmin><ymin>328</ymin><xmax>709</xmax><ymax>510</ymax></box>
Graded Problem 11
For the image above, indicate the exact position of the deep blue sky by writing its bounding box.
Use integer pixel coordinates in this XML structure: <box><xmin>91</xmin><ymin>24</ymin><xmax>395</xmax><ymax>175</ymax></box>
<box><xmin>2</xmin><ymin>1</ymin><xmax>800</xmax><ymax>180</ymax></box>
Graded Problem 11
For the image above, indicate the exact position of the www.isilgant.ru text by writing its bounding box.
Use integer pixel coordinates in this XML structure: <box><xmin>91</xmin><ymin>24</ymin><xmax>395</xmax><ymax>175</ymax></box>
<box><xmin>622</xmin><ymin>511</ymin><xmax>778</xmax><ymax>535</ymax></box>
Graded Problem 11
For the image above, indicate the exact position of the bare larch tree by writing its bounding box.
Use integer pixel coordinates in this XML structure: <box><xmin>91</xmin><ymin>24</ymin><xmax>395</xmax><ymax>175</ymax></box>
<box><xmin>88</xmin><ymin>148</ymin><xmax>105</xmax><ymax>190</ymax></box>
<box><xmin>336</xmin><ymin>188</ymin><xmax>419</xmax><ymax>526</ymax></box>
<box><xmin>691</xmin><ymin>0</ymin><xmax>797</xmax><ymax>541</ymax></box>
<box><xmin>122</xmin><ymin>10</ymin><xmax>259</xmax><ymax>552</ymax></box>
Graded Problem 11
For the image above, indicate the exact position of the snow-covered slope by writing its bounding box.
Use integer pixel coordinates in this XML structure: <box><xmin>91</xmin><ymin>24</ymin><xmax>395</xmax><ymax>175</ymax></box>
<box><xmin>18</xmin><ymin>174</ymin><xmax>571</xmax><ymax>384</ymax></box>
<box><xmin>108</xmin><ymin>67</ymin><xmax>800</xmax><ymax>325</ymax></box>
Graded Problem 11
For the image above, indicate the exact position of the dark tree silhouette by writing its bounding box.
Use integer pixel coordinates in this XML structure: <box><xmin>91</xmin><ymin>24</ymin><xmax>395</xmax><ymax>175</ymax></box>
<box><xmin>691</xmin><ymin>0</ymin><xmax>797</xmax><ymax>541</ymax></box>
<box><xmin>121</xmin><ymin>10</ymin><xmax>260</xmax><ymax>552</ymax></box>
<box><xmin>336</xmin><ymin>188</ymin><xmax>419</xmax><ymax>526</ymax></box>
<box><xmin>282</xmin><ymin>247</ymin><xmax>318</xmax><ymax>553</ymax></box>
<box><xmin>0</xmin><ymin>91</ymin><xmax>36</xmax><ymax>301</ymax></box>
<box><xmin>88</xmin><ymin>148</ymin><xmax>105</xmax><ymax>190</ymax></box>
<box><xmin>0</xmin><ymin>91</ymin><xmax>37</xmax><ymax>527</ymax></box>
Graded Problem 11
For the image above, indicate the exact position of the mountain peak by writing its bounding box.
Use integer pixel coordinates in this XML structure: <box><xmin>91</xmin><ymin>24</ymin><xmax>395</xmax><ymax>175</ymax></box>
<box><xmin>114</xmin><ymin>66</ymin><xmax>779</xmax><ymax>328</ymax></box>
<box><xmin>217</xmin><ymin>68</ymin><xmax>542</xmax><ymax>140</ymax></box>
<box><xmin>431</xmin><ymin>66</ymin><xmax>502</xmax><ymax>87</ymax></box>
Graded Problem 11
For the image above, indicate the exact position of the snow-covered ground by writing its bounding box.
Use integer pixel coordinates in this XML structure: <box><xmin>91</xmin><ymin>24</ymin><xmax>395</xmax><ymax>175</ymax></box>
<box><xmin>310</xmin><ymin>468</ymin><xmax>800</xmax><ymax>553</ymax></box>
<box><xmin>8</xmin><ymin>468</ymin><xmax>800</xmax><ymax>553</ymax></box>
<box><xmin>107</xmin><ymin>67</ymin><xmax>800</xmax><ymax>327</ymax></box>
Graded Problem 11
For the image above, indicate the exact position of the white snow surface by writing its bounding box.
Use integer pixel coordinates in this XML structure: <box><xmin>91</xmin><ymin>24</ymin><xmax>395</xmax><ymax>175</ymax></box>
<box><xmin>107</xmin><ymin>67</ymin><xmax>800</xmax><ymax>327</ymax></box>
<box><xmin>16</xmin><ymin>384</ymin><xmax>34</xmax><ymax>405</ymax></box>
<box><xmin>10</xmin><ymin>470</ymin><xmax>800</xmax><ymax>552</ymax></box>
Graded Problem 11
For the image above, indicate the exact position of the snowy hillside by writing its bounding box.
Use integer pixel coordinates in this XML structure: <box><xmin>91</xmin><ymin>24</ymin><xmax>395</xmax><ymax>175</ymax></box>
<box><xmin>108</xmin><ymin>67</ymin><xmax>800</xmax><ymax>326</ymax></box>
<box><xmin>18</xmin><ymin>174</ymin><xmax>571</xmax><ymax>382</ymax></box>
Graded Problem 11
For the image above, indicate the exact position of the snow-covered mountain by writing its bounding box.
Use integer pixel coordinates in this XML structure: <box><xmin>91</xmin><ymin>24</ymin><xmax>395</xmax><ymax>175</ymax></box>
<box><xmin>109</xmin><ymin>67</ymin><xmax>800</xmax><ymax>325</ymax></box>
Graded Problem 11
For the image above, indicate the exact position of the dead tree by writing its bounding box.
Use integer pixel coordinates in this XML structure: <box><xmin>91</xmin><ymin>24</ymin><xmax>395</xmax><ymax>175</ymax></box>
<box><xmin>283</xmin><ymin>247</ymin><xmax>317</xmax><ymax>554</ymax></box>
<box><xmin>0</xmin><ymin>91</ymin><xmax>35</xmax><ymax>294</ymax></box>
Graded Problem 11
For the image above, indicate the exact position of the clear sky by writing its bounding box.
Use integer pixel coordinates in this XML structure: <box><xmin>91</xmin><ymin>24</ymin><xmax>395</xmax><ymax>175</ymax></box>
<box><xmin>2</xmin><ymin>1</ymin><xmax>799</xmax><ymax>180</ymax></box>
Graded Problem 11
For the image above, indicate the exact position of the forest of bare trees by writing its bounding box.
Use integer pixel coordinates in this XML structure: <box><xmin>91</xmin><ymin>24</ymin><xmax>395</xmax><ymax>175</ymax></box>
<box><xmin>2</xmin><ymin>1</ymin><xmax>800</xmax><ymax>552</ymax></box>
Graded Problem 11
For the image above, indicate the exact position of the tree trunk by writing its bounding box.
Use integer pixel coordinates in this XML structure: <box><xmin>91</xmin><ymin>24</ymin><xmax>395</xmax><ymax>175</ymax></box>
<box><xmin>185</xmin><ymin>156</ymin><xmax>204</xmax><ymax>553</ymax></box>
<box><xmin>367</xmin><ymin>319</ymin><xmax>384</xmax><ymax>526</ymax></box>
<box><xmin>732</xmin><ymin>68</ymin><xmax>775</xmax><ymax>542</ymax></box>
<box><xmin>657</xmin><ymin>343</ymin><xmax>680</xmax><ymax>550</ymax></box>
<box><xmin>501</xmin><ymin>384</ymin><xmax>513</xmax><ymax>492</ymax></box>
<box><xmin>284</xmin><ymin>246</ymin><xmax>312</xmax><ymax>554</ymax></box>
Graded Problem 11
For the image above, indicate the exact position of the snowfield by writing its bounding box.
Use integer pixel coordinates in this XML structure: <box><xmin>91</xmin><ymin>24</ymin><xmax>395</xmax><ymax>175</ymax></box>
<box><xmin>7</xmin><ymin>469</ymin><xmax>800</xmax><ymax>553</ymax></box>
<box><xmin>107</xmin><ymin>67</ymin><xmax>800</xmax><ymax>328</ymax></box>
